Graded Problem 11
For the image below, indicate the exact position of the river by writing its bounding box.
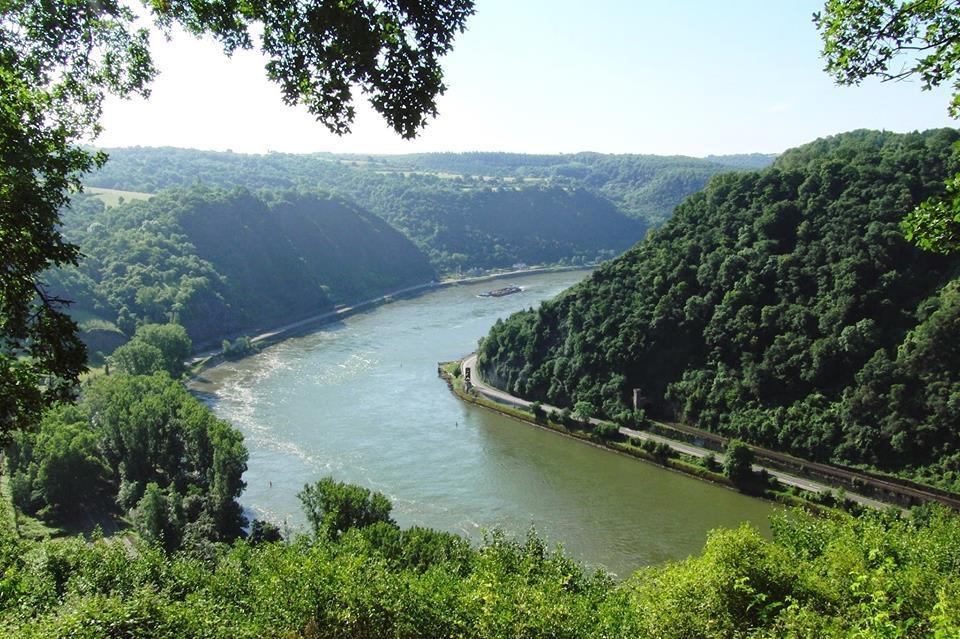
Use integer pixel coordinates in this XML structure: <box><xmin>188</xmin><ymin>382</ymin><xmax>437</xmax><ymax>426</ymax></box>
<box><xmin>191</xmin><ymin>269</ymin><xmax>774</xmax><ymax>576</ymax></box>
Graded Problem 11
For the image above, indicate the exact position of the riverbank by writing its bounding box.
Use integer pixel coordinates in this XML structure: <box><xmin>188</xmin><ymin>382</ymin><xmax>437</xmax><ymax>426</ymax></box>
<box><xmin>189</xmin><ymin>265</ymin><xmax>594</xmax><ymax>376</ymax></box>
<box><xmin>192</xmin><ymin>269</ymin><xmax>777</xmax><ymax>573</ymax></box>
<box><xmin>441</xmin><ymin>357</ymin><xmax>900</xmax><ymax>513</ymax></box>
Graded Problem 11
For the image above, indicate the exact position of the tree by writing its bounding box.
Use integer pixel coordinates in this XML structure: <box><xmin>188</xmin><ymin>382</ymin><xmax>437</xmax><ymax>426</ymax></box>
<box><xmin>573</xmin><ymin>400</ymin><xmax>596</xmax><ymax>423</ymax></box>
<box><xmin>815</xmin><ymin>0</ymin><xmax>960</xmax><ymax>253</ymax></box>
<box><xmin>298</xmin><ymin>477</ymin><xmax>395</xmax><ymax>540</ymax></box>
<box><xmin>0</xmin><ymin>0</ymin><xmax>474</xmax><ymax>440</ymax></box>
<box><xmin>109</xmin><ymin>340</ymin><xmax>166</xmax><ymax>376</ymax></box>
<box><xmin>132</xmin><ymin>482</ymin><xmax>182</xmax><ymax>552</ymax></box>
<box><xmin>724</xmin><ymin>439</ymin><xmax>755</xmax><ymax>484</ymax></box>
<box><xmin>530</xmin><ymin>401</ymin><xmax>545</xmax><ymax>423</ymax></box>
<box><xmin>248</xmin><ymin>519</ymin><xmax>283</xmax><ymax>545</ymax></box>
<box><xmin>591</xmin><ymin>421</ymin><xmax>620</xmax><ymax>440</ymax></box>
<box><xmin>132</xmin><ymin>323</ymin><xmax>192</xmax><ymax>377</ymax></box>
<box><xmin>34</xmin><ymin>422</ymin><xmax>110</xmax><ymax>521</ymax></box>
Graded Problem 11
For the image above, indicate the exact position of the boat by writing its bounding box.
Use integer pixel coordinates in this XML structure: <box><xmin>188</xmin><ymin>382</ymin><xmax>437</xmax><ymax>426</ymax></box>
<box><xmin>478</xmin><ymin>284</ymin><xmax>523</xmax><ymax>298</ymax></box>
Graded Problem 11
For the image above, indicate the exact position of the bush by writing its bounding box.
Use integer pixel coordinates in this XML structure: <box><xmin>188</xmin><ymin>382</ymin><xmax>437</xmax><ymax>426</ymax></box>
<box><xmin>9</xmin><ymin>471</ymin><xmax>34</xmax><ymax>513</ymax></box>
<box><xmin>724</xmin><ymin>439</ymin><xmax>755</xmax><ymax>484</ymax></box>
<box><xmin>248</xmin><ymin>519</ymin><xmax>283</xmax><ymax>545</ymax></box>
<box><xmin>652</xmin><ymin>442</ymin><xmax>674</xmax><ymax>459</ymax></box>
<box><xmin>221</xmin><ymin>336</ymin><xmax>258</xmax><ymax>360</ymax></box>
<box><xmin>616</xmin><ymin>408</ymin><xmax>649</xmax><ymax>430</ymax></box>
<box><xmin>298</xmin><ymin>477</ymin><xmax>396</xmax><ymax>540</ymax></box>
<box><xmin>573</xmin><ymin>400</ymin><xmax>596</xmax><ymax>423</ymax></box>
<box><xmin>591</xmin><ymin>422</ymin><xmax>619</xmax><ymax>441</ymax></box>
<box><xmin>530</xmin><ymin>401</ymin><xmax>545</xmax><ymax>423</ymax></box>
<box><xmin>703</xmin><ymin>453</ymin><xmax>719</xmax><ymax>472</ymax></box>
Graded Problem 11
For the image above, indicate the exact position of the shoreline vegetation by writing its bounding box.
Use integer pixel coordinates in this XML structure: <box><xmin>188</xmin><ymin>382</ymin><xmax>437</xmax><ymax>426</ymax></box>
<box><xmin>188</xmin><ymin>265</ymin><xmax>595</xmax><ymax>377</ymax></box>
<box><xmin>439</xmin><ymin>358</ymin><xmax>956</xmax><ymax>514</ymax></box>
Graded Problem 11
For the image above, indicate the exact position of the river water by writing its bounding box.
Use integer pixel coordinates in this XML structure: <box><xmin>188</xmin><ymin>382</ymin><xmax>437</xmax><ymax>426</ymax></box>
<box><xmin>192</xmin><ymin>270</ymin><xmax>774</xmax><ymax>576</ymax></box>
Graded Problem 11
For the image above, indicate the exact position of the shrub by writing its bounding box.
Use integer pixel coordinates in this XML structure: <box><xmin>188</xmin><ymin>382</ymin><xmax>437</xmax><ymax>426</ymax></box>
<box><xmin>530</xmin><ymin>401</ymin><xmax>545</xmax><ymax>423</ymax></box>
<box><xmin>724</xmin><ymin>439</ymin><xmax>755</xmax><ymax>484</ymax></box>
<box><xmin>592</xmin><ymin>422</ymin><xmax>619</xmax><ymax>440</ymax></box>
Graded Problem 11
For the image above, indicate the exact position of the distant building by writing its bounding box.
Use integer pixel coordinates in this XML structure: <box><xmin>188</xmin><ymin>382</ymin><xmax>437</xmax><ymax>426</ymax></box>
<box><xmin>512</xmin><ymin>262</ymin><xmax>528</xmax><ymax>270</ymax></box>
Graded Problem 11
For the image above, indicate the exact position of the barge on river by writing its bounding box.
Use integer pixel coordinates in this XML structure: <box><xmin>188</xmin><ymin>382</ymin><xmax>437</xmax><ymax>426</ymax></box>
<box><xmin>477</xmin><ymin>284</ymin><xmax>523</xmax><ymax>298</ymax></box>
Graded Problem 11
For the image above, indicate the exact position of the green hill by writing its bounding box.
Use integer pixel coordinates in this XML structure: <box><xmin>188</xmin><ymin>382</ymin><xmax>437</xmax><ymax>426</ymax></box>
<box><xmin>48</xmin><ymin>187</ymin><xmax>435</xmax><ymax>348</ymax></box>
<box><xmin>83</xmin><ymin>147</ymin><xmax>773</xmax><ymax>271</ymax></box>
<box><xmin>377</xmin><ymin>186</ymin><xmax>645</xmax><ymax>272</ymax></box>
<box><xmin>479</xmin><ymin>129</ymin><xmax>960</xmax><ymax>491</ymax></box>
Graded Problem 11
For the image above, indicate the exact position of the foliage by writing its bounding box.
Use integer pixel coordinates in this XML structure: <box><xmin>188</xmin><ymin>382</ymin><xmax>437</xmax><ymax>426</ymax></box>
<box><xmin>530</xmin><ymin>401</ymin><xmax>545</xmax><ymax>423</ymax></box>
<box><xmin>221</xmin><ymin>336</ymin><xmax>258</xmax><ymax>360</ymax></box>
<box><xmin>299</xmin><ymin>477</ymin><xmax>396</xmax><ymax>541</ymax></box>
<box><xmin>816</xmin><ymin>0</ymin><xmax>960</xmax><ymax>254</ymax></box>
<box><xmin>4</xmin><ymin>485</ymin><xmax>960</xmax><ymax>638</ymax></box>
<box><xmin>247</xmin><ymin>519</ymin><xmax>283</xmax><ymax>545</ymax></box>
<box><xmin>573</xmin><ymin>401</ymin><xmax>596</xmax><ymax>422</ymax></box>
<box><xmin>1</xmin><ymin>0</ymin><xmax>473</xmax><ymax>439</ymax></box>
<box><xmin>903</xmin><ymin>172</ymin><xmax>960</xmax><ymax>254</ymax></box>
<box><xmin>591</xmin><ymin>422</ymin><xmax>620</xmax><ymax>441</ymax></box>
<box><xmin>479</xmin><ymin>129</ymin><xmax>960</xmax><ymax>490</ymax></box>
<box><xmin>49</xmin><ymin>186</ymin><xmax>435</xmax><ymax>347</ymax></box>
<box><xmin>87</xmin><ymin>146</ymin><xmax>774</xmax><ymax>232</ymax></box>
<box><xmin>816</xmin><ymin>0</ymin><xmax>960</xmax><ymax>117</ymax></box>
<box><xmin>109</xmin><ymin>323</ymin><xmax>191</xmax><ymax>376</ymax></box>
<box><xmin>703</xmin><ymin>453</ymin><xmax>720</xmax><ymax>472</ymax></box>
<box><xmin>5</xmin><ymin>372</ymin><xmax>247</xmax><ymax>544</ymax></box>
<box><xmin>723</xmin><ymin>440</ymin><xmax>755</xmax><ymax>484</ymax></box>
<box><xmin>130</xmin><ymin>324</ymin><xmax>192</xmax><ymax>375</ymax></box>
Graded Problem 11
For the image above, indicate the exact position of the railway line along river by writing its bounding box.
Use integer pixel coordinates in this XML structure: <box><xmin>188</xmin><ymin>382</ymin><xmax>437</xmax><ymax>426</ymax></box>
<box><xmin>191</xmin><ymin>269</ymin><xmax>774</xmax><ymax>576</ymax></box>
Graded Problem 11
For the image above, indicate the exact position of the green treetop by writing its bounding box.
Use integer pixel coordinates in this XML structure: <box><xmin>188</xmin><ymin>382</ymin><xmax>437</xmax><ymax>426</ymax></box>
<box><xmin>816</xmin><ymin>0</ymin><xmax>960</xmax><ymax>254</ymax></box>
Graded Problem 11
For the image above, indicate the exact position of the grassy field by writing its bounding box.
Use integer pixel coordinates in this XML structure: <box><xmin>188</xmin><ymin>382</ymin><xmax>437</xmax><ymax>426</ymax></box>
<box><xmin>86</xmin><ymin>186</ymin><xmax>154</xmax><ymax>207</ymax></box>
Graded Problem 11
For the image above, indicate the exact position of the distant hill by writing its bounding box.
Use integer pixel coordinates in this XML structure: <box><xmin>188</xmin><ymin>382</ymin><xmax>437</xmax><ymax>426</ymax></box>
<box><xmin>704</xmin><ymin>153</ymin><xmax>779</xmax><ymax>169</ymax></box>
<box><xmin>377</xmin><ymin>186</ymin><xmax>646</xmax><ymax>272</ymax></box>
<box><xmin>375</xmin><ymin>151</ymin><xmax>776</xmax><ymax>224</ymax></box>
<box><xmin>50</xmin><ymin>187</ymin><xmax>435</xmax><ymax>347</ymax></box>
<box><xmin>85</xmin><ymin>147</ymin><xmax>773</xmax><ymax>269</ymax></box>
<box><xmin>479</xmin><ymin>129</ymin><xmax>960</xmax><ymax>491</ymax></box>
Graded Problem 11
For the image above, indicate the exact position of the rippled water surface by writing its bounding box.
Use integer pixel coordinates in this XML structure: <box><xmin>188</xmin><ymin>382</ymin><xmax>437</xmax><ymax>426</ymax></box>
<box><xmin>192</xmin><ymin>270</ymin><xmax>773</xmax><ymax>575</ymax></box>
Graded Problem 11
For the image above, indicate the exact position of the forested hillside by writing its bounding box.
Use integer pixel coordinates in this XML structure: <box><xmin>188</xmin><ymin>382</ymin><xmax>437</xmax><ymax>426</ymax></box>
<box><xmin>479</xmin><ymin>129</ymin><xmax>960</xmax><ymax>491</ymax></box>
<box><xmin>84</xmin><ymin>147</ymin><xmax>772</xmax><ymax>266</ymax></box>
<box><xmin>49</xmin><ymin>187</ymin><xmax>435</xmax><ymax>347</ymax></box>
<box><xmin>380</xmin><ymin>187</ymin><xmax>642</xmax><ymax>271</ymax></box>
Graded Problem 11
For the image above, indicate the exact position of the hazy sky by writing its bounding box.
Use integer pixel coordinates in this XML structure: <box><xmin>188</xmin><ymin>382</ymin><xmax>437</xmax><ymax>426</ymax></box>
<box><xmin>97</xmin><ymin>0</ymin><xmax>957</xmax><ymax>156</ymax></box>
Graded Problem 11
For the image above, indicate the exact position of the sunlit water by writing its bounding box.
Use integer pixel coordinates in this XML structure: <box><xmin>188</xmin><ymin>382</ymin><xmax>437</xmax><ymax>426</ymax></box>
<box><xmin>191</xmin><ymin>270</ymin><xmax>774</xmax><ymax>576</ymax></box>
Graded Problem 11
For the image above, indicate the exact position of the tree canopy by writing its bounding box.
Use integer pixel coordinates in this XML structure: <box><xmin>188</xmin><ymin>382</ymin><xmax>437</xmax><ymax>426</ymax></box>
<box><xmin>480</xmin><ymin>129</ymin><xmax>960</xmax><ymax>491</ymax></box>
<box><xmin>816</xmin><ymin>0</ymin><xmax>960</xmax><ymax>254</ymax></box>
<box><xmin>0</xmin><ymin>0</ymin><xmax>474</xmax><ymax>439</ymax></box>
<box><xmin>6</xmin><ymin>371</ymin><xmax>248</xmax><ymax>545</ymax></box>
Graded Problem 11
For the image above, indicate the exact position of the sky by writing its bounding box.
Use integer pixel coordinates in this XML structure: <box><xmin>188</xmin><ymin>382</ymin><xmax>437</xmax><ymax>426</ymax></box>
<box><xmin>97</xmin><ymin>0</ymin><xmax>958</xmax><ymax>157</ymax></box>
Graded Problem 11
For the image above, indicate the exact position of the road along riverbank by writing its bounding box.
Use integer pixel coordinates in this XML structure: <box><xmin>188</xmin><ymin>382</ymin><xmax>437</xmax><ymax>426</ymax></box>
<box><xmin>189</xmin><ymin>265</ymin><xmax>594</xmax><ymax>375</ymax></box>
<box><xmin>446</xmin><ymin>354</ymin><xmax>914</xmax><ymax>512</ymax></box>
<box><xmin>192</xmin><ymin>269</ymin><xmax>776</xmax><ymax>575</ymax></box>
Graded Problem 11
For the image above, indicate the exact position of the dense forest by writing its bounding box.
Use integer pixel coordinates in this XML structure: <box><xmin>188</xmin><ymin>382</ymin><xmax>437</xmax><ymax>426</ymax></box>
<box><xmin>5</xmin><ymin>367</ymin><xmax>249</xmax><ymax>551</ymax></box>
<box><xmin>56</xmin><ymin>146</ymin><xmax>767</xmax><ymax>353</ymax></box>
<box><xmin>83</xmin><ymin>147</ymin><xmax>773</xmax><ymax>268</ymax></box>
<box><xmin>47</xmin><ymin>187</ymin><xmax>435</xmax><ymax>349</ymax></box>
<box><xmin>86</xmin><ymin>147</ymin><xmax>773</xmax><ymax>226</ymax></box>
<box><xmin>4</xmin><ymin>479</ymin><xmax>960</xmax><ymax>637</ymax></box>
<box><xmin>379</xmin><ymin>187</ymin><xmax>641</xmax><ymax>271</ymax></box>
<box><xmin>479</xmin><ymin>130</ymin><xmax>960</xmax><ymax>491</ymax></box>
